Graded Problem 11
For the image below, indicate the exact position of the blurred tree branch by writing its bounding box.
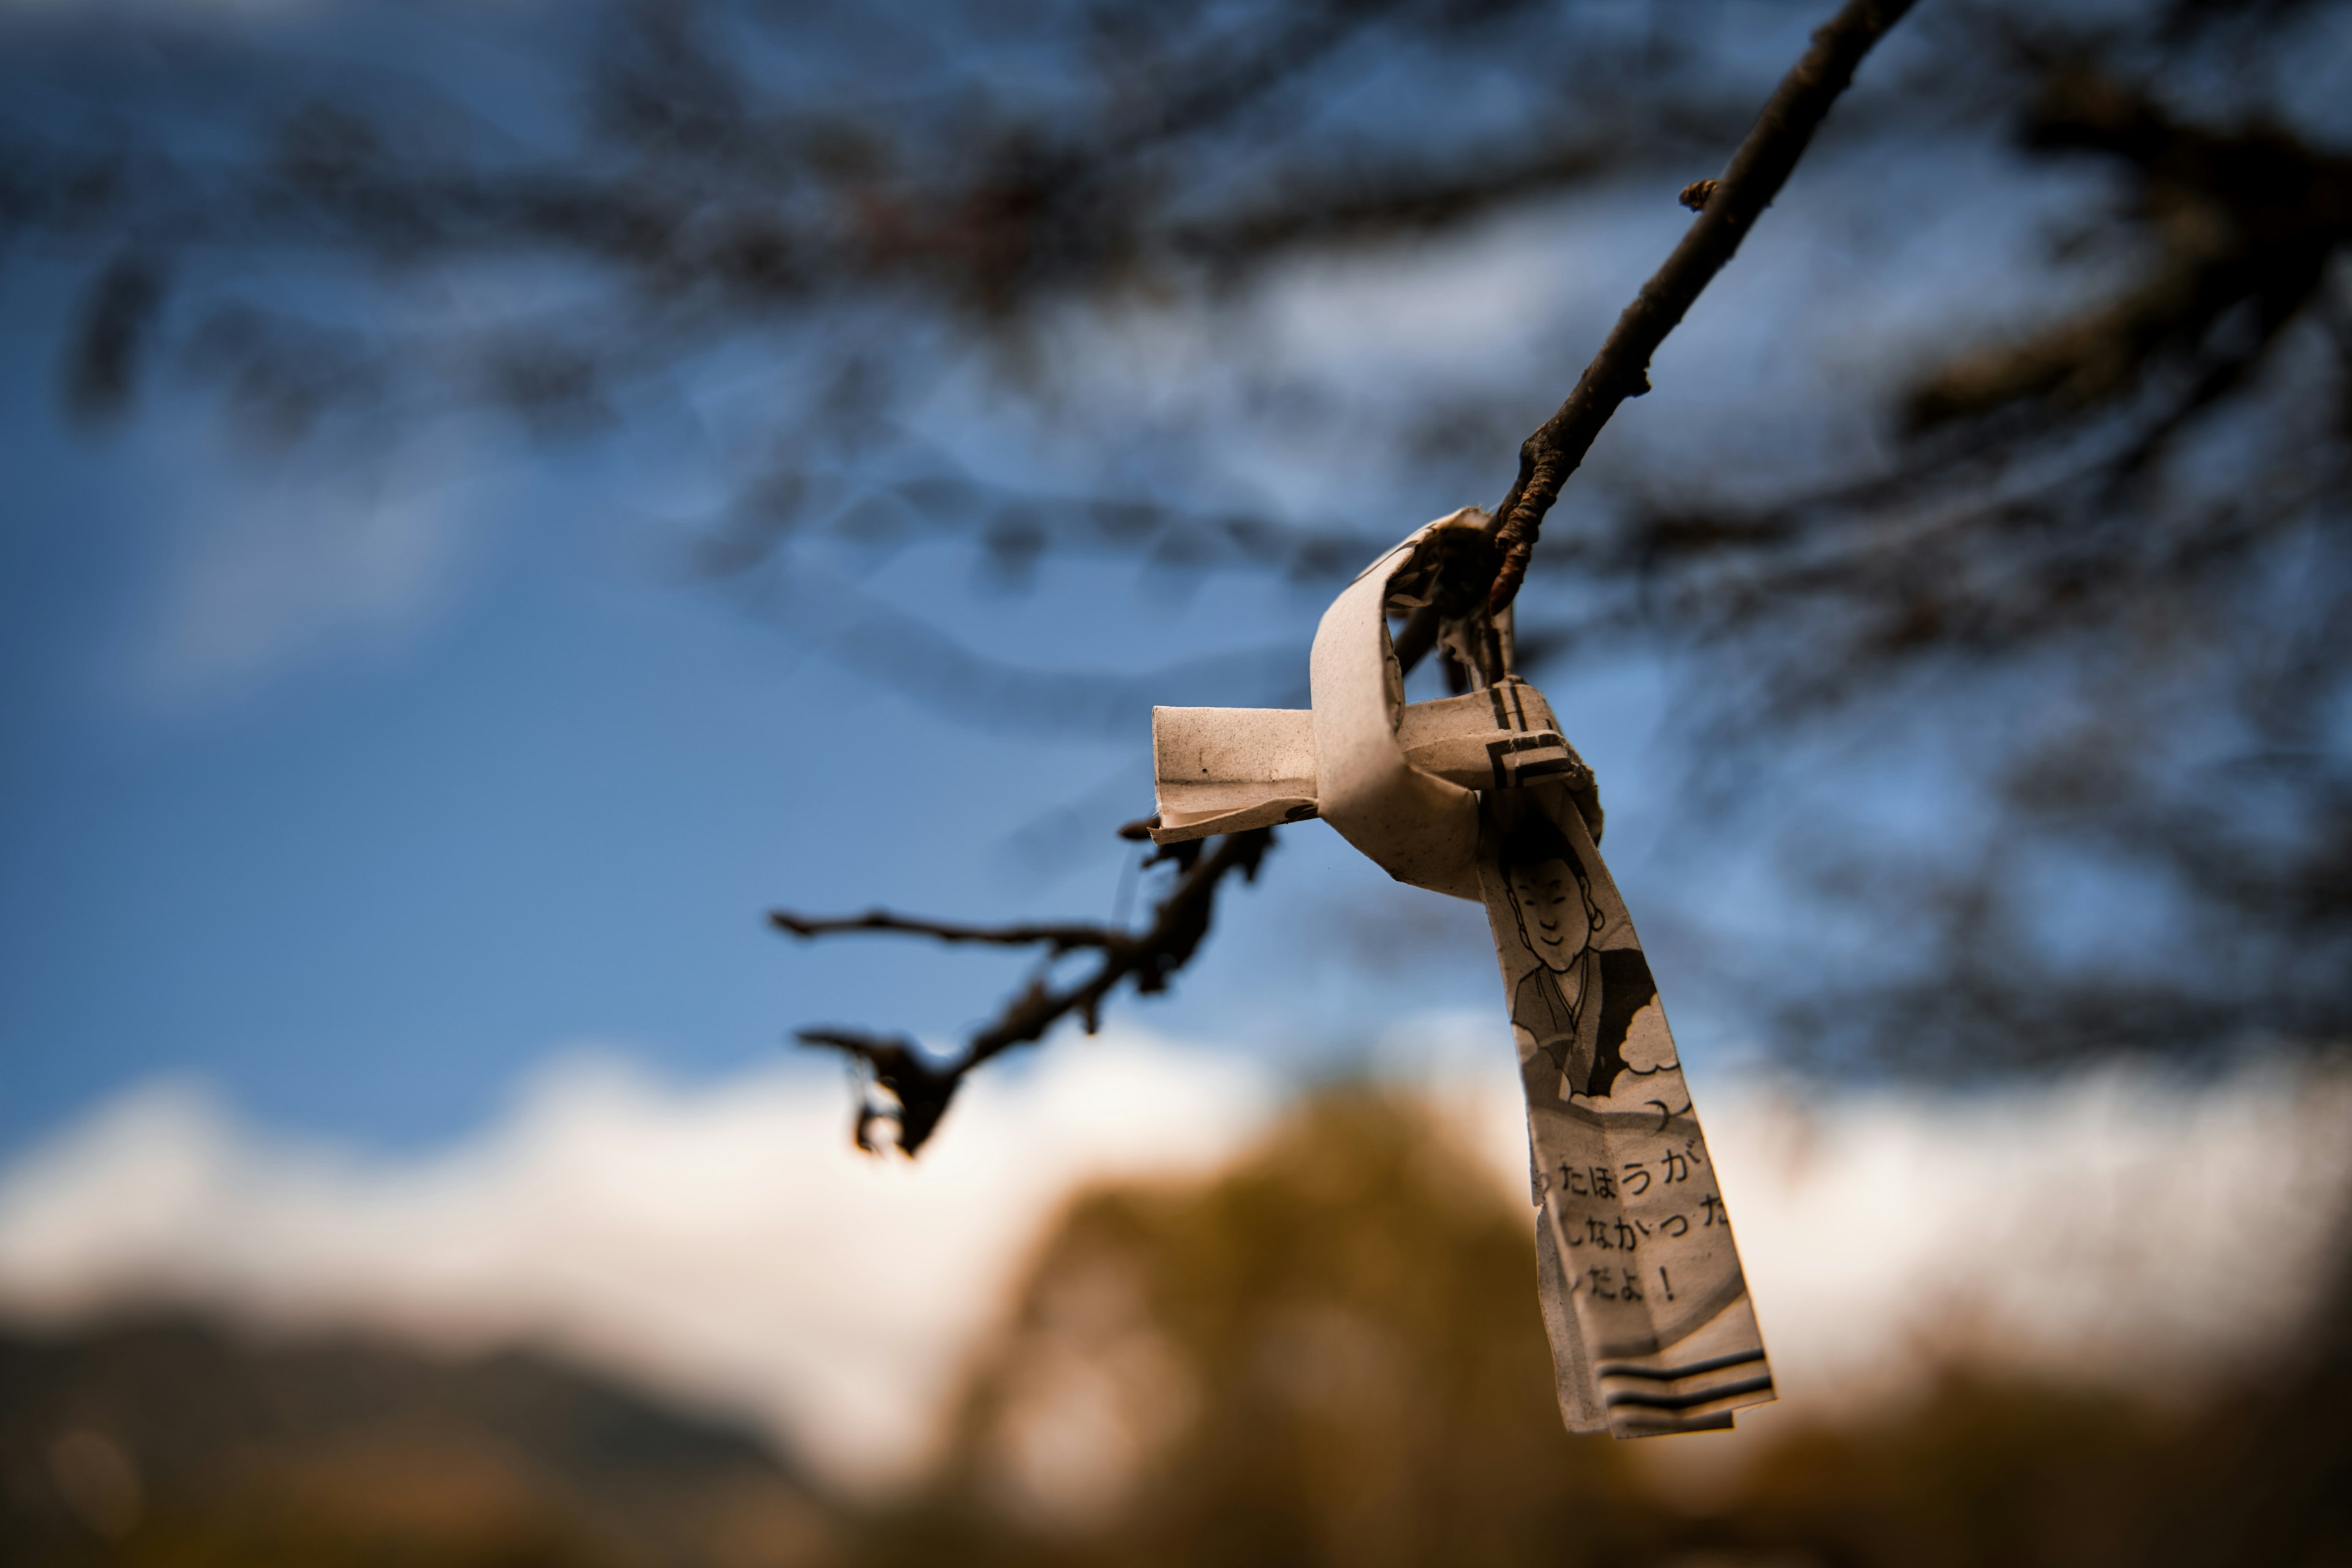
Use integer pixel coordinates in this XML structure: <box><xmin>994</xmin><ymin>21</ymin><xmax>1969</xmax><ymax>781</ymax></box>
<box><xmin>1550</xmin><ymin>52</ymin><xmax>2352</xmax><ymax>1066</ymax></box>
<box><xmin>10</xmin><ymin>0</ymin><xmax>2351</xmax><ymax>1129</ymax></box>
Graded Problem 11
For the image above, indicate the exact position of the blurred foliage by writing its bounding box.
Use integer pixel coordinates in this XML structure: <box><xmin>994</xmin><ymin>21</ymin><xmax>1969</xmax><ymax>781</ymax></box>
<box><xmin>853</xmin><ymin>1085</ymin><xmax>2352</xmax><ymax>1568</ymax></box>
<box><xmin>9</xmin><ymin>1086</ymin><xmax>2346</xmax><ymax>1566</ymax></box>
<box><xmin>903</xmin><ymin>1090</ymin><xmax>1651</xmax><ymax>1565</ymax></box>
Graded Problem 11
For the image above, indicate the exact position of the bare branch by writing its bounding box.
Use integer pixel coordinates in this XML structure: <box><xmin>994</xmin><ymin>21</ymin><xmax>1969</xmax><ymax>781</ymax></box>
<box><xmin>791</xmin><ymin>1029</ymin><xmax>960</xmax><ymax>1155</ymax></box>
<box><xmin>767</xmin><ymin>908</ymin><xmax>1128</xmax><ymax>955</ymax></box>
<box><xmin>780</xmin><ymin>827</ymin><xmax>1273</xmax><ymax>1155</ymax></box>
<box><xmin>1481</xmin><ymin>0</ymin><xmax>1920</xmax><ymax>613</ymax></box>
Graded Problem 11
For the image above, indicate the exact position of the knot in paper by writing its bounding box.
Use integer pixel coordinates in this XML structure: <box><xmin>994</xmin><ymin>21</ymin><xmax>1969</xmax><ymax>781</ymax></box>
<box><xmin>1150</xmin><ymin>508</ymin><xmax>1593</xmax><ymax>902</ymax></box>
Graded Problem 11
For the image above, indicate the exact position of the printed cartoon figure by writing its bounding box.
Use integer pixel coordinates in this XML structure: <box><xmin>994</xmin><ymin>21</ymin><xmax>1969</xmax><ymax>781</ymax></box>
<box><xmin>1499</xmin><ymin>812</ymin><xmax>1660</xmax><ymax>1102</ymax></box>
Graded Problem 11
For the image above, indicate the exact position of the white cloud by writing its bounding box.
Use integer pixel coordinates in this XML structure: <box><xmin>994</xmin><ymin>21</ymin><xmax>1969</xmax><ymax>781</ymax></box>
<box><xmin>1717</xmin><ymin>1063</ymin><xmax>2352</xmax><ymax>1410</ymax></box>
<box><xmin>122</xmin><ymin>421</ymin><xmax>489</xmax><ymax>707</ymax></box>
<box><xmin>4</xmin><ymin>1027</ymin><xmax>2348</xmax><ymax>1492</ymax></box>
<box><xmin>0</xmin><ymin>1036</ymin><xmax>1275</xmax><ymax>1491</ymax></box>
<box><xmin>1384</xmin><ymin>1016</ymin><xmax>2352</xmax><ymax>1420</ymax></box>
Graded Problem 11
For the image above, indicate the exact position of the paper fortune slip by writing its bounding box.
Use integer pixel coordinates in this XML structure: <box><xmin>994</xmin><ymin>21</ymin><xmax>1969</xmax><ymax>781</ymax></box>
<box><xmin>1151</xmin><ymin>510</ymin><xmax>1774</xmax><ymax>1437</ymax></box>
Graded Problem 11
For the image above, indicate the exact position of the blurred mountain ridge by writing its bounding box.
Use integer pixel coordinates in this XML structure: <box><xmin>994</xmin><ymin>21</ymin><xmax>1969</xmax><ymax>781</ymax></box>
<box><xmin>1</xmin><ymin>1313</ymin><xmax>834</xmax><ymax>1567</ymax></box>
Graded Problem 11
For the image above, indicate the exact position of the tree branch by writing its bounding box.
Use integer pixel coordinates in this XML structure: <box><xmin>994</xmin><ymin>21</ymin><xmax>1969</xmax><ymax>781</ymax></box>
<box><xmin>768</xmin><ymin>908</ymin><xmax>1128</xmax><ymax>954</ymax></box>
<box><xmin>775</xmin><ymin>827</ymin><xmax>1273</xmax><ymax>1155</ymax></box>
<box><xmin>774</xmin><ymin>0</ymin><xmax>1919</xmax><ymax>1154</ymax></box>
<box><xmin>1480</xmin><ymin>0</ymin><xmax>1918</xmax><ymax>614</ymax></box>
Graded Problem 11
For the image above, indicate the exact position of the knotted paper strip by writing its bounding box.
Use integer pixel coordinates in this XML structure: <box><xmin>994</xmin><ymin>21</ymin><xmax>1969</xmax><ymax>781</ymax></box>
<box><xmin>1153</xmin><ymin>510</ymin><xmax>1773</xmax><ymax>1436</ymax></box>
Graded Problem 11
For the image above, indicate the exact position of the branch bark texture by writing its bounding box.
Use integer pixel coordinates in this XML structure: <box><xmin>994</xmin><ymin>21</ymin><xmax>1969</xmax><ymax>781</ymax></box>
<box><xmin>1482</xmin><ymin>0</ymin><xmax>1919</xmax><ymax>613</ymax></box>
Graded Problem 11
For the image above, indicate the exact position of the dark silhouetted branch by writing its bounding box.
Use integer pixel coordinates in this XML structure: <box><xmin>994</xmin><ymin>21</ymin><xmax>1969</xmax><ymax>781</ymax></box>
<box><xmin>769</xmin><ymin>909</ymin><xmax>1125</xmax><ymax>954</ymax></box>
<box><xmin>776</xmin><ymin>827</ymin><xmax>1273</xmax><ymax>1155</ymax></box>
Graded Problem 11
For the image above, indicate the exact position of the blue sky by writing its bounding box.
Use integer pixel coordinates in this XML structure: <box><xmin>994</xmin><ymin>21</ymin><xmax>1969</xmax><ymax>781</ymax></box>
<box><xmin>0</xmin><ymin>0</ymin><xmax>2131</xmax><ymax>1159</ymax></box>
<box><xmin>2</xmin><ymin>240</ymin><xmax>1752</xmax><ymax>1155</ymax></box>
<box><xmin>0</xmin><ymin>256</ymin><xmax>1553</xmax><ymax>1154</ymax></box>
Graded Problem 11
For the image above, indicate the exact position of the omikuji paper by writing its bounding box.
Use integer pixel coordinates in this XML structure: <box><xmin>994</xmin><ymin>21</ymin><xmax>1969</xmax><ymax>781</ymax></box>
<box><xmin>1152</xmin><ymin>510</ymin><xmax>1774</xmax><ymax>1436</ymax></box>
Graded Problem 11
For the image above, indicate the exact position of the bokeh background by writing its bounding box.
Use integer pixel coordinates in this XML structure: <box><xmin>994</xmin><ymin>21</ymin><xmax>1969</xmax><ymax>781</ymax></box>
<box><xmin>4</xmin><ymin>0</ymin><xmax>2351</xmax><ymax>1562</ymax></box>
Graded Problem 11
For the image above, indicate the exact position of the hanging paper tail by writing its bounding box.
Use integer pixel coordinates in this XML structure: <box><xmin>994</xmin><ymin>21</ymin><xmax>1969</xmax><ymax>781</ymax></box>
<box><xmin>1536</xmin><ymin>1203</ymin><xmax>1776</xmax><ymax>1438</ymax></box>
<box><xmin>1479</xmin><ymin>778</ymin><xmax>1776</xmax><ymax>1439</ymax></box>
<box><xmin>1583</xmin><ymin>1273</ymin><xmax>1775</xmax><ymax>1436</ymax></box>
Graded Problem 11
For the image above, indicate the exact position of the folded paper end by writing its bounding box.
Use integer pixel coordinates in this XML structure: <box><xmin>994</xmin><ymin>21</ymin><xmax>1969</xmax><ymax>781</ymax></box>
<box><xmin>1151</xmin><ymin>705</ymin><xmax>1318</xmax><ymax>843</ymax></box>
<box><xmin>1149</xmin><ymin>796</ymin><xmax>1318</xmax><ymax>844</ymax></box>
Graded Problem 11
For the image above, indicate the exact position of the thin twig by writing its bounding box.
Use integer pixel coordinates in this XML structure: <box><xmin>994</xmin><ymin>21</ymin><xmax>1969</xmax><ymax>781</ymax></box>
<box><xmin>769</xmin><ymin>908</ymin><xmax>1127</xmax><ymax>954</ymax></box>
<box><xmin>1481</xmin><ymin>0</ymin><xmax>1918</xmax><ymax>613</ymax></box>
<box><xmin>776</xmin><ymin>829</ymin><xmax>1273</xmax><ymax>1154</ymax></box>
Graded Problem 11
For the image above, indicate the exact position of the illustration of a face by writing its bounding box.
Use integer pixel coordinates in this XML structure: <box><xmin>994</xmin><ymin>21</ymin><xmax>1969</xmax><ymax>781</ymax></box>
<box><xmin>1507</xmin><ymin>854</ymin><xmax>1591</xmax><ymax>974</ymax></box>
